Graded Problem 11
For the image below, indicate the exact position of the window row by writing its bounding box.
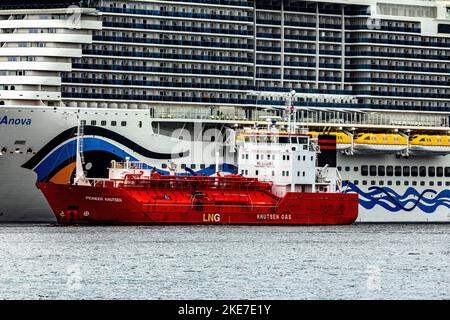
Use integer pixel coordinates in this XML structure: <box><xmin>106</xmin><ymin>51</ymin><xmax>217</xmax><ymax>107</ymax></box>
<box><xmin>359</xmin><ymin>165</ymin><xmax>450</xmax><ymax>177</ymax></box>
<box><xmin>353</xmin><ymin>180</ymin><xmax>450</xmax><ymax>187</ymax></box>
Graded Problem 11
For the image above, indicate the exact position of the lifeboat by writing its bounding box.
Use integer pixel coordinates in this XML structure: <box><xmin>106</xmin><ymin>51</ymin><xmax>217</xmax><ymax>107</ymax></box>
<box><xmin>353</xmin><ymin>133</ymin><xmax>408</xmax><ymax>153</ymax></box>
<box><xmin>309</xmin><ymin>131</ymin><xmax>352</xmax><ymax>150</ymax></box>
<box><xmin>409</xmin><ymin>135</ymin><xmax>450</xmax><ymax>154</ymax></box>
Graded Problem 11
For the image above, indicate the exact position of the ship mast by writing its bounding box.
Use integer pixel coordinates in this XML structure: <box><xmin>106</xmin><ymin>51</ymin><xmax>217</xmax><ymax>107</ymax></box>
<box><xmin>74</xmin><ymin>119</ymin><xmax>90</xmax><ymax>186</ymax></box>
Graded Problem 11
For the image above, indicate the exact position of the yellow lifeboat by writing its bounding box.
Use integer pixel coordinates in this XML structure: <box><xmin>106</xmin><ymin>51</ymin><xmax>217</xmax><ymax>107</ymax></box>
<box><xmin>308</xmin><ymin>132</ymin><xmax>352</xmax><ymax>150</ymax></box>
<box><xmin>353</xmin><ymin>133</ymin><xmax>408</xmax><ymax>153</ymax></box>
<box><xmin>409</xmin><ymin>135</ymin><xmax>450</xmax><ymax>154</ymax></box>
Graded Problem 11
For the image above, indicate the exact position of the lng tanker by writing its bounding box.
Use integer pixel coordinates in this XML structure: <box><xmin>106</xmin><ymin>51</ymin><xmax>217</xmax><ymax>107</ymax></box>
<box><xmin>36</xmin><ymin>125</ymin><xmax>358</xmax><ymax>225</ymax></box>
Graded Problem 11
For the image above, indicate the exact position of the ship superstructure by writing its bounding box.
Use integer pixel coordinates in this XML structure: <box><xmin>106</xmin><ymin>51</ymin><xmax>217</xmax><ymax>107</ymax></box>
<box><xmin>0</xmin><ymin>0</ymin><xmax>450</xmax><ymax>222</ymax></box>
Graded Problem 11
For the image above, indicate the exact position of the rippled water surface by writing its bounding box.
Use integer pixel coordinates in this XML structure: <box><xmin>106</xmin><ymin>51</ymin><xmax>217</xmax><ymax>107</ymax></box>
<box><xmin>0</xmin><ymin>224</ymin><xmax>449</xmax><ymax>299</ymax></box>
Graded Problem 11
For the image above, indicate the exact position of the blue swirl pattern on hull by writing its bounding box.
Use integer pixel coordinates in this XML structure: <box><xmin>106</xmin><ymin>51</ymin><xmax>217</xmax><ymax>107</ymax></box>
<box><xmin>343</xmin><ymin>181</ymin><xmax>450</xmax><ymax>213</ymax></box>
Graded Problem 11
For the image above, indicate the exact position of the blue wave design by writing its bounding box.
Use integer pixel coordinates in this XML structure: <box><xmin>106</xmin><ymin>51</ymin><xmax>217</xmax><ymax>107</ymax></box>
<box><xmin>34</xmin><ymin>138</ymin><xmax>237</xmax><ymax>181</ymax></box>
<box><xmin>343</xmin><ymin>181</ymin><xmax>450</xmax><ymax>213</ymax></box>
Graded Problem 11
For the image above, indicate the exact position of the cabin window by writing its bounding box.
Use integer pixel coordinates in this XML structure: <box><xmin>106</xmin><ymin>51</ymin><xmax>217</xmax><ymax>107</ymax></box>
<box><xmin>162</xmin><ymin>164</ymin><xmax>167</xmax><ymax>169</ymax></box>
<box><xmin>255</xmin><ymin>170</ymin><xmax>258</xmax><ymax>176</ymax></box>
<box><xmin>369</xmin><ymin>165</ymin><xmax>377</xmax><ymax>176</ymax></box>
<box><xmin>429</xmin><ymin>181</ymin><xmax>434</xmax><ymax>186</ymax></box>
<box><xmin>371</xmin><ymin>181</ymin><xmax>376</xmax><ymax>185</ymax></box>
<box><xmin>345</xmin><ymin>167</ymin><xmax>350</xmax><ymax>172</ymax></box>
<box><xmin>354</xmin><ymin>167</ymin><xmax>358</xmax><ymax>172</ymax></box>
<box><xmin>437</xmin><ymin>181</ymin><xmax>442</xmax><ymax>186</ymax></box>
<box><xmin>256</xmin><ymin>154</ymin><xmax>259</xmax><ymax>160</ymax></box>
<box><xmin>445</xmin><ymin>167</ymin><xmax>450</xmax><ymax>177</ymax></box>
<box><xmin>111</xmin><ymin>121</ymin><xmax>117</xmax><ymax>126</ymax></box>
<box><xmin>386</xmin><ymin>166</ymin><xmax>393</xmax><ymax>176</ymax></box>
<box><xmin>354</xmin><ymin>180</ymin><xmax>359</xmax><ymax>185</ymax></box>
<box><xmin>121</xmin><ymin>121</ymin><xmax>127</xmax><ymax>126</ymax></box>
<box><xmin>139</xmin><ymin>121</ymin><xmax>142</xmax><ymax>128</ymax></box>
<box><xmin>200</xmin><ymin>164</ymin><xmax>206</xmax><ymax>169</ymax></box>
<box><xmin>396</xmin><ymin>181</ymin><xmax>401</xmax><ymax>186</ymax></box>
<box><xmin>91</xmin><ymin>120</ymin><xmax>97</xmax><ymax>126</ymax></box>
<box><xmin>403</xmin><ymin>166</ymin><xmax>410</xmax><ymax>177</ymax></box>
<box><xmin>428</xmin><ymin>167</ymin><xmax>435</xmax><ymax>177</ymax></box>
<box><xmin>181</xmin><ymin>164</ymin><xmax>186</xmax><ymax>169</ymax></box>
<box><xmin>411</xmin><ymin>166</ymin><xmax>418</xmax><ymax>177</ymax></box>
<box><xmin>361</xmin><ymin>165</ymin><xmax>368</xmax><ymax>176</ymax></box>
<box><xmin>190</xmin><ymin>164</ymin><xmax>196</xmax><ymax>169</ymax></box>
<box><xmin>272</xmin><ymin>171</ymin><xmax>275</xmax><ymax>176</ymax></box>
<box><xmin>362</xmin><ymin>180</ymin><xmax>367</xmax><ymax>186</ymax></box>
<box><xmin>101</xmin><ymin>120</ymin><xmax>107</xmax><ymax>126</ymax></box>
<box><xmin>419</xmin><ymin>166</ymin><xmax>426</xmax><ymax>177</ymax></box>
<box><xmin>412</xmin><ymin>181</ymin><xmax>417</xmax><ymax>186</ymax></box>
<box><xmin>387</xmin><ymin>181</ymin><xmax>392</xmax><ymax>186</ymax></box>
<box><xmin>404</xmin><ymin>181</ymin><xmax>409</xmax><ymax>186</ymax></box>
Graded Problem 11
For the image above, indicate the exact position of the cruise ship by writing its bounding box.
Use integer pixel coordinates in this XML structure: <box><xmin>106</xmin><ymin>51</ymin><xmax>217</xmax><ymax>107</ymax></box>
<box><xmin>0</xmin><ymin>0</ymin><xmax>449</xmax><ymax>222</ymax></box>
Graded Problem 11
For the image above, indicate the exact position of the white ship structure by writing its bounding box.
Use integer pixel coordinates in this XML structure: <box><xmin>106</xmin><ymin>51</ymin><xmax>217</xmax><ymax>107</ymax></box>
<box><xmin>0</xmin><ymin>0</ymin><xmax>450</xmax><ymax>222</ymax></box>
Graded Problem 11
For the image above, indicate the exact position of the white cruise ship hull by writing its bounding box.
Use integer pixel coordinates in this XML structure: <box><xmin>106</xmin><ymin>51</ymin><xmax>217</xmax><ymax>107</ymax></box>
<box><xmin>1</xmin><ymin>106</ymin><xmax>449</xmax><ymax>223</ymax></box>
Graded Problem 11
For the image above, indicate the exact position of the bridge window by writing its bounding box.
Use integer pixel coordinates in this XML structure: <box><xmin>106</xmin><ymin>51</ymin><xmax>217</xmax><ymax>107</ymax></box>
<box><xmin>428</xmin><ymin>167</ymin><xmax>435</xmax><ymax>177</ymax></box>
<box><xmin>378</xmin><ymin>166</ymin><xmax>385</xmax><ymax>176</ymax></box>
<box><xmin>411</xmin><ymin>166</ymin><xmax>418</xmax><ymax>177</ymax></box>
<box><xmin>394</xmin><ymin>166</ymin><xmax>401</xmax><ymax>177</ymax></box>
<box><xmin>437</xmin><ymin>167</ymin><xmax>443</xmax><ymax>177</ymax></box>
<box><xmin>369</xmin><ymin>165</ymin><xmax>377</xmax><ymax>176</ymax></box>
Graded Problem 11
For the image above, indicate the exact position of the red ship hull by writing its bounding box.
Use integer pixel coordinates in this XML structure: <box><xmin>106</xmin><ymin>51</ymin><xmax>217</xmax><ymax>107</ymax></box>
<box><xmin>37</xmin><ymin>178</ymin><xmax>358</xmax><ymax>225</ymax></box>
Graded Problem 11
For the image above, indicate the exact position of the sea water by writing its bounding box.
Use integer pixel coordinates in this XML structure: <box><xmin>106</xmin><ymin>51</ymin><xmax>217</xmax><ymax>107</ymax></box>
<box><xmin>0</xmin><ymin>224</ymin><xmax>448</xmax><ymax>299</ymax></box>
